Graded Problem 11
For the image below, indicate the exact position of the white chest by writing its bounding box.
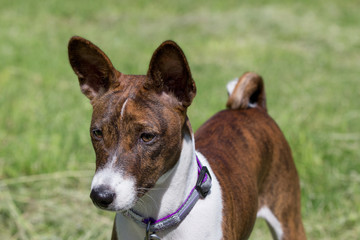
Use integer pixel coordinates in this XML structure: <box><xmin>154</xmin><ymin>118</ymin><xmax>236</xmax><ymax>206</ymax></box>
<box><xmin>115</xmin><ymin>152</ymin><xmax>223</xmax><ymax>240</ymax></box>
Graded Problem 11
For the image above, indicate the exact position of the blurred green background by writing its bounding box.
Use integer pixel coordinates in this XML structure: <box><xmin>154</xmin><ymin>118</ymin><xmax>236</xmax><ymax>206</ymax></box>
<box><xmin>0</xmin><ymin>0</ymin><xmax>359</xmax><ymax>239</ymax></box>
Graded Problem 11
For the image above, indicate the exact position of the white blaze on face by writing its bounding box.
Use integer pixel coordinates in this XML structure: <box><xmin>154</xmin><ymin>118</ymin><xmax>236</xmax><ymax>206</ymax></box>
<box><xmin>91</xmin><ymin>156</ymin><xmax>137</xmax><ymax>211</ymax></box>
<box><xmin>120</xmin><ymin>98</ymin><xmax>129</xmax><ymax>119</ymax></box>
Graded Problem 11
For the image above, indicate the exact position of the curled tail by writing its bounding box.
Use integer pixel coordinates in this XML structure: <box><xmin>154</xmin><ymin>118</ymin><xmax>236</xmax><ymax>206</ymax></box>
<box><xmin>226</xmin><ymin>72</ymin><xmax>267</xmax><ymax>111</ymax></box>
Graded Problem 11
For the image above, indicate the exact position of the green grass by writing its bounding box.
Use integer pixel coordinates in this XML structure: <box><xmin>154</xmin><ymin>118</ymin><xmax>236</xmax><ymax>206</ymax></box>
<box><xmin>1</xmin><ymin>0</ymin><xmax>359</xmax><ymax>239</ymax></box>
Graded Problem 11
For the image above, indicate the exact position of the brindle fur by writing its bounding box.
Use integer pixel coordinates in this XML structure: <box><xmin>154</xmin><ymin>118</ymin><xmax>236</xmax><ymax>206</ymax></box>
<box><xmin>68</xmin><ymin>36</ymin><xmax>306</xmax><ymax>240</ymax></box>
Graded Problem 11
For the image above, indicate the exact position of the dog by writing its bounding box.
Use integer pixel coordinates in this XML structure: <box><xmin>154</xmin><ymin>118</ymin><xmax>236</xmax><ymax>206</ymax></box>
<box><xmin>68</xmin><ymin>36</ymin><xmax>306</xmax><ymax>240</ymax></box>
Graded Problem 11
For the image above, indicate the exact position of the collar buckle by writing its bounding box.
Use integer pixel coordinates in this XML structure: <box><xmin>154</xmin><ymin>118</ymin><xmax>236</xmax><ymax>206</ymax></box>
<box><xmin>195</xmin><ymin>166</ymin><xmax>212</xmax><ymax>198</ymax></box>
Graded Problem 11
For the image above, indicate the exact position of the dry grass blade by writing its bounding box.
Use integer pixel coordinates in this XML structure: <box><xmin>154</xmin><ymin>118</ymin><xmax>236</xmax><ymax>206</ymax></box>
<box><xmin>2</xmin><ymin>185</ymin><xmax>33</xmax><ymax>240</ymax></box>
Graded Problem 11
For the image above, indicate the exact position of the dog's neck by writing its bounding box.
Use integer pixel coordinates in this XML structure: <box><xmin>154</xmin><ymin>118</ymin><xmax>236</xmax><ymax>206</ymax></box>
<box><xmin>131</xmin><ymin>132</ymin><xmax>198</xmax><ymax>220</ymax></box>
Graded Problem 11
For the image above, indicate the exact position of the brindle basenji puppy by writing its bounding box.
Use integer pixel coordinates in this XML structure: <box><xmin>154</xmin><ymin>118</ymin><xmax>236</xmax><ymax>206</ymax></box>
<box><xmin>68</xmin><ymin>36</ymin><xmax>306</xmax><ymax>240</ymax></box>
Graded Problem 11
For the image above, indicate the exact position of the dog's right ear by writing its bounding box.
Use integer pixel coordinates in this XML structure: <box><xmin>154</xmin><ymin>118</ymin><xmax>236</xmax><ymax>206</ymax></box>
<box><xmin>68</xmin><ymin>36</ymin><xmax>118</xmax><ymax>101</ymax></box>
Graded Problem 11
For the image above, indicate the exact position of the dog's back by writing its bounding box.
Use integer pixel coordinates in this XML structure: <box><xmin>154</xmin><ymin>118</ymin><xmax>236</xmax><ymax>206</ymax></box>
<box><xmin>195</xmin><ymin>73</ymin><xmax>306</xmax><ymax>239</ymax></box>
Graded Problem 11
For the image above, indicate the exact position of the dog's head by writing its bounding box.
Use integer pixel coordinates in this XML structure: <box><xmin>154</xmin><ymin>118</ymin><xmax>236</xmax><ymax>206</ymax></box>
<box><xmin>68</xmin><ymin>37</ymin><xmax>196</xmax><ymax>211</ymax></box>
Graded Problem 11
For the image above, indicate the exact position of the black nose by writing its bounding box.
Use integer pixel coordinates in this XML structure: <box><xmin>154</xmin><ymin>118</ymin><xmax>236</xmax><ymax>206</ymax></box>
<box><xmin>90</xmin><ymin>185</ymin><xmax>115</xmax><ymax>209</ymax></box>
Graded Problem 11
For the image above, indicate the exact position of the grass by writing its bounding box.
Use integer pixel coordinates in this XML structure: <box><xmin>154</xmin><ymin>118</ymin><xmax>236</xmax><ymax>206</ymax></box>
<box><xmin>1</xmin><ymin>0</ymin><xmax>359</xmax><ymax>239</ymax></box>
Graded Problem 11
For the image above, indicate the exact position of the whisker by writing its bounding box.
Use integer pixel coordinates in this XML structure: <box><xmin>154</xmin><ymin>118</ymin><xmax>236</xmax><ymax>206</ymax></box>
<box><xmin>143</xmin><ymin>192</ymin><xmax>159</xmax><ymax>210</ymax></box>
<box><xmin>137</xmin><ymin>187</ymin><xmax>168</xmax><ymax>191</ymax></box>
<box><xmin>134</xmin><ymin>189</ymin><xmax>161</xmax><ymax>216</ymax></box>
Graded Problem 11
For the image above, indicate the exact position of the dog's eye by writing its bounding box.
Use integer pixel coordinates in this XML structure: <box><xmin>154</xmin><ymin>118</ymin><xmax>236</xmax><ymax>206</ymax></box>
<box><xmin>92</xmin><ymin>129</ymin><xmax>103</xmax><ymax>139</ymax></box>
<box><xmin>140</xmin><ymin>133</ymin><xmax>155</xmax><ymax>143</ymax></box>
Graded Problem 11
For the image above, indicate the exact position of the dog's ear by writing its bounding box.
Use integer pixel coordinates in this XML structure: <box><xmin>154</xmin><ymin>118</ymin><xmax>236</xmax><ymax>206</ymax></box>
<box><xmin>147</xmin><ymin>40</ymin><xmax>196</xmax><ymax>108</ymax></box>
<box><xmin>68</xmin><ymin>36</ymin><xmax>118</xmax><ymax>100</ymax></box>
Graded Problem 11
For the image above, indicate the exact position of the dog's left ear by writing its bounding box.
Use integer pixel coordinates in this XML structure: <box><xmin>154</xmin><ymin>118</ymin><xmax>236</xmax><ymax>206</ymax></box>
<box><xmin>147</xmin><ymin>41</ymin><xmax>196</xmax><ymax>108</ymax></box>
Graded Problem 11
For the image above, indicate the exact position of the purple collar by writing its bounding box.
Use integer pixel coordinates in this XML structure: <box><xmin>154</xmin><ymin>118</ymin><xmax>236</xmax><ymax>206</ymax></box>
<box><xmin>123</xmin><ymin>155</ymin><xmax>212</xmax><ymax>237</ymax></box>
